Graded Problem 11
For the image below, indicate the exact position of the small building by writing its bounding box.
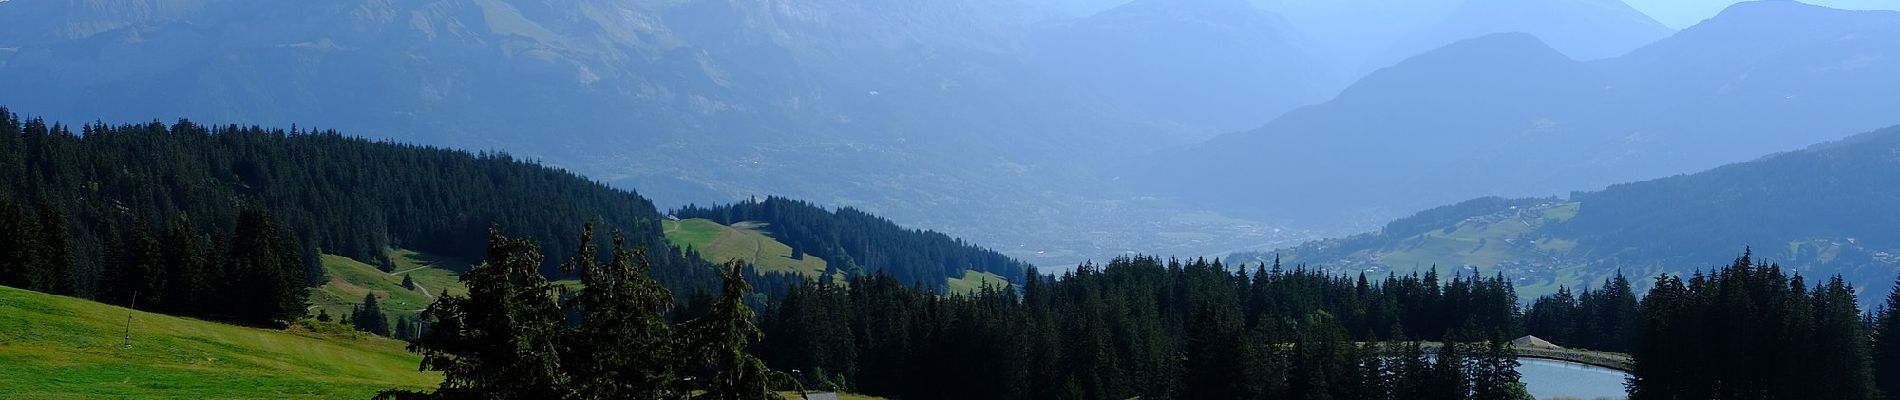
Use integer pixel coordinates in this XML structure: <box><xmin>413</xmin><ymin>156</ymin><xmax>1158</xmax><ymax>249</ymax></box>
<box><xmin>1512</xmin><ymin>335</ymin><xmax>1562</xmax><ymax>349</ymax></box>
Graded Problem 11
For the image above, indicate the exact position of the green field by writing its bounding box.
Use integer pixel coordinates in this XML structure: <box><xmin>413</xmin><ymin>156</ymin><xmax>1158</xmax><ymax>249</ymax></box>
<box><xmin>946</xmin><ymin>270</ymin><xmax>1011</xmax><ymax>295</ymax></box>
<box><xmin>664</xmin><ymin>219</ymin><xmax>831</xmax><ymax>279</ymax></box>
<box><xmin>310</xmin><ymin>248</ymin><xmax>469</xmax><ymax>328</ymax></box>
<box><xmin>0</xmin><ymin>285</ymin><xmax>438</xmax><ymax>399</ymax></box>
<box><xmin>1374</xmin><ymin>203</ymin><xmax>1581</xmax><ymax>274</ymax></box>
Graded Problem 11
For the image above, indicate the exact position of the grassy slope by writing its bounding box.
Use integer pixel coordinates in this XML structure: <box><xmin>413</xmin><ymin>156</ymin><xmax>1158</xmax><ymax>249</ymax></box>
<box><xmin>664</xmin><ymin>219</ymin><xmax>829</xmax><ymax>278</ymax></box>
<box><xmin>310</xmin><ymin>249</ymin><xmax>469</xmax><ymax>328</ymax></box>
<box><xmin>0</xmin><ymin>285</ymin><xmax>437</xmax><ymax>399</ymax></box>
<box><xmin>1373</xmin><ymin>202</ymin><xmax>1580</xmax><ymax>272</ymax></box>
<box><xmin>946</xmin><ymin>270</ymin><xmax>1010</xmax><ymax>295</ymax></box>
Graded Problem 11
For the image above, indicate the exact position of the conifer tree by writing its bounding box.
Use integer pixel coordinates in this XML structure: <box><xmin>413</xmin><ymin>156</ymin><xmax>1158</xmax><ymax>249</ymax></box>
<box><xmin>564</xmin><ymin>225</ymin><xmax>681</xmax><ymax>399</ymax></box>
<box><xmin>385</xmin><ymin>229</ymin><xmax>568</xmax><ymax>400</ymax></box>
<box><xmin>0</xmin><ymin>198</ymin><xmax>36</xmax><ymax>290</ymax></box>
<box><xmin>159</xmin><ymin>218</ymin><xmax>213</xmax><ymax>314</ymax></box>
<box><xmin>1876</xmin><ymin>275</ymin><xmax>1900</xmax><ymax>400</ymax></box>
<box><xmin>225</xmin><ymin>207</ymin><xmax>307</xmax><ymax>326</ymax></box>
<box><xmin>355</xmin><ymin>293</ymin><xmax>390</xmax><ymax>336</ymax></box>
<box><xmin>394</xmin><ymin>316</ymin><xmax>413</xmax><ymax>341</ymax></box>
<box><xmin>688</xmin><ymin>260</ymin><xmax>789</xmax><ymax>400</ymax></box>
<box><xmin>105</xmin><ymin>221</ymin><xmax>166</xmax><ymax>306</ymax></box>
<box><xmin>30</xmin><ymin>202</ymin><xmax>75</xmax><ymax>295</ymax></box>
<box><xmin>401</xmin><ymin>274</ymin><xmax>416</xmax><ymax>290</ymax></box>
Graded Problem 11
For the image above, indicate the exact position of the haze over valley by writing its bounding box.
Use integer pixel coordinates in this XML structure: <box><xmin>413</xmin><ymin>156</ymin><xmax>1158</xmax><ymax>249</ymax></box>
<box><xmin>6</xmin><ymin>1</ymin><xmax>1900</xmax><ymax>399</ymax></box>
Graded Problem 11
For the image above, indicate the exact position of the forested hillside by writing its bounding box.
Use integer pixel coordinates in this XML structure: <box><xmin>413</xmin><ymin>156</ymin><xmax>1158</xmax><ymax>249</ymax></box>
<box><xmin>0</xmin><ymin>106</ymin><xmax>716</xmax><ymax>321</ymax></box>
<box><xmin>676</xmin><ymin>197</ymin><xmax>1031</xmax><ymax>289</ymax></box>
<box><xmin>1245</xmin><ymin>123</ymin><xmax>1900</xmax><ymax>302</ymax></box>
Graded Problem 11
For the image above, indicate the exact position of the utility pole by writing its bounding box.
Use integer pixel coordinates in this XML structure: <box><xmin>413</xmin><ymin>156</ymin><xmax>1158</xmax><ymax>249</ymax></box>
<box><xmin>122</xmin><ymin>291</ymin><xmax>137</xmax><ymax>349</ymax></box>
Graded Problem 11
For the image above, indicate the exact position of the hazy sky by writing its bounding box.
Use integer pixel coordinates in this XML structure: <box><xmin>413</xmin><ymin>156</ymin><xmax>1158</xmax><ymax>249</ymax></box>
<box><xmin>1617</xmin><ymin>0</ymin><xmax>1898</xmax><ymax>28</ymax></box>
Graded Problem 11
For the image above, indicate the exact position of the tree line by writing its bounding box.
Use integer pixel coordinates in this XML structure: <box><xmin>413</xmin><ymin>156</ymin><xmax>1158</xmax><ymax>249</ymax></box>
<box><xmin>1523</xmin><ymin>250</ymin><xmax>1900</xmax><ymax>400</ymax></box>
<box><xmin>1520</xmin><ymin>271</ymin><xmax>1641</xmax><ymax>353</ymax></box>
<box><xmin>756</xmin><ymin>257</ymin><xmax>1532</xmax><ymax>400</ymax></box>
<box><xmin>676</xmin><ymin>196</ymin><xmax>1031</xmax><ymax>289</ymax></box>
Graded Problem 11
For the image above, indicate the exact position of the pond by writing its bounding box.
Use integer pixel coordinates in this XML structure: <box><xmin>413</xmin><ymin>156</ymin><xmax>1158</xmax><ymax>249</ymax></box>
<box><xmin>1516</xmin><ymin>358</ymin><xmax>1630</xmax><ymax>400</ymax></box>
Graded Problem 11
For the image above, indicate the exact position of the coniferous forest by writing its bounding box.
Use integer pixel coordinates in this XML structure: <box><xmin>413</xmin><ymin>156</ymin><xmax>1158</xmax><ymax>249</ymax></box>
<box><xmin>0</xmin><ymin>106</ymin><xmax>722</xmax><ymax>324</ymax></box>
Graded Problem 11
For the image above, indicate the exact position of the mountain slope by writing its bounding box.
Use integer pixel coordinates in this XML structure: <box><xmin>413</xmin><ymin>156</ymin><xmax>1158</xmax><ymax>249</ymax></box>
<box><xmin>0</xmin><ymin>0</ymin><xmax>1207</xmax><ymax>266</ymax></box>
<box><xmin>1146</xmin><ymin>2</ymin><xmax>1900</xmax><ymax>231</ymax></box>
<box><xmin>0</xmin><ymin>285</ymin><xmax>436</xmax><ymax>398</ymax></box>
<box><xmin>1244</xmin><ymin>124</ymin><xmax>1900</xmax><ymax>302</ymax></box>
<box><xmin>1142</xmin><ymin>32</ymin><xmax>1610</xmax><ymax>227</ymax></box>
<box><xmin>1024</xmin><ymin>0</ymin><xmax>1339</xmax><ymax>134</ymax></box>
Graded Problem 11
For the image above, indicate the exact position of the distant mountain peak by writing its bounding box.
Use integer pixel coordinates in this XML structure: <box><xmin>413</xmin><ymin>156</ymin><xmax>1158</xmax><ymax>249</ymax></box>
<box><xmin>1368</xmin><ymin>0</ymin><xmax>1672</xmax><ymax>70</ymax></box>
<box><xmin>1377</xmin><ymin>32</ymin><xmax>1575</xmax><ymax>74</ymax></box>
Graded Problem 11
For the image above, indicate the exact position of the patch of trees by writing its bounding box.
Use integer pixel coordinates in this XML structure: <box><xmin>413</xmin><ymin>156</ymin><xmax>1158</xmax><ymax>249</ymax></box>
<box><xmin>0</xmin><ymin>107</ymin><xmax>717</xmax><ymax>314</ymax></box>
<box><xmin>1520</xmin><ymin>271</ymin><xmax>1641</xmax><ymax>352</ymax></box>
<box><xmin>2</xmin><ymin>195</ymin><xmax>308</xmax><ymax>326</ymax></box>
<box><xmin>675</xmin><ymin>197</ymin><xmax>1030</xmax><ymax>289</ymax></box>
<box><xmin>1628</xmin><ymin>251</ymin><xmax>1881</xmax><ymax>399</ymax></box>
<box><xmin>376</xmin><ymin>226</ymin><xmax>791</xmax><ymax>400</ymax></box>
<box><xmin>352</xmin><ymin>293</ymin><xmax>391</xmax><ymax>336</ymax></box>
<box><xmin>1524</xmin><ymin>251</ymin><xmax>1900</xmax><ymax>400</ymax></box>
<box><xmin>756</xmin><ymin>257</ymin><xmax>1530</xmax><ymax>400</ymax></box>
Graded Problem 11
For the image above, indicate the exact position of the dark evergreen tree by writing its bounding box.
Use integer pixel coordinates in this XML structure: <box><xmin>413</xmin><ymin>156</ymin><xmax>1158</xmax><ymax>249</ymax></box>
<box><xmin>393</xmin><ymin>316</ymin><xmax>413</xmax><ymax>341</ymax></box>
<box><xmin>401</xmin><ymin>274</ymin><xmax>417</xmax><ymax>291</ymax></box>
<box><xmin>158</xmin><ymin>217</ymin><xmax>214</xmax><ymax>315</ymax></box>
<box><xmin>687</xmin><ymin>260</ymin><xmax>790</xmax><ymax>400</ymax></box>
<box><xmin>355</xmin><ymin>293</ymin><xmax>390</xmax><ymax>336</ymax></box>
<box><xmin>224</xmin><ymin>207</ymin><xmax>308</xmax><ymax>326</ymax></box>
<box><xmin>385</xmin><ymin>229</ymin><xmax>569</xmax><ymax>400</ymax></box>
<box><xmin>30</xmin><ymin>202</ymin><xmax>75</xmax><ymax>295</ymax></box>
<box><xmin>563</xmin><ymin>224</ymin><xmax>682</xmax><ymax>399</ymax></box>
<box><xmin>0</xmin><ymin>198</ymin><xmax>37</xmax><ymax>290</ymax></box>
<box><xmin>1878</xmin><ymin>276</ymin><xmax>1900</xmax><ymax>400</ymax></box>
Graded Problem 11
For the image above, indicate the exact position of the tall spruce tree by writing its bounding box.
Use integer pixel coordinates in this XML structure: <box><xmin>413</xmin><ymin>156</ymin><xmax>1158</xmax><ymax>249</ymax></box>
<box><xmin>0</xmin><ymin>198</ymin><xmax>35</xmax><ymax>290</ymax></box>
<box><xmin>1872</xmin><ymin>276</ymin><xmax>1900</xmax><ymax>400</ymax></box>
<box><xmin>564</xmin><ymin>225</ymin><xmax>681</xmax><ymax>399</ymax></box>
<box><xmin>688</xmin><ymin>260</ymin><xmax>790</xmax><ymax>400</ymax></box>
<box><xmin>224</xmin><ymin>207</ymin><xmax>307</xmax><ymax>326</ymax></box>
<box><xmin>384</xmin><ymin>229</ymin><xmax>569</xmax><ymax>400</ymax></box>
<box><xmin>30</xmin><ymin>202</ymin><xmax>75</xmax><ymax>295</ymax></box>
<box><xmin>355</xmin><ymin>293</ymin><xmax>390</xmax><ymax>336</ymax></box>
<box><xmin>159</xmin><ymin>217</ymin><xmax>213</xmax><ymax>315</ymax></box>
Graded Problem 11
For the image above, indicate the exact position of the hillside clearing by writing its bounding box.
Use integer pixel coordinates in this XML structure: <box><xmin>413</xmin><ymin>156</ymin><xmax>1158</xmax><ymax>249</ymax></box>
<box><xmin>310</xmin><ymin>248</ymin><xmax>469</xmax><ymax>327</ymax></box>
<box><xmin>664</xmin><ymin>218</ymin><xmax>831</xmax><ymax>279</ymax></box>
<box><xmin>946</xmin><ymin>270</ymin><xmax>1011</xmax><ymax>295</ymax></box>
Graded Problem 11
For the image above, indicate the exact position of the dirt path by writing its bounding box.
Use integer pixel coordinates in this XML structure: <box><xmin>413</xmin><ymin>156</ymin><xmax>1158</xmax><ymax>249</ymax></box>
<box><xmin>388</xmin><ymin>266</ymin><xmax>430</xmax><ymax>276</ymax></box>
